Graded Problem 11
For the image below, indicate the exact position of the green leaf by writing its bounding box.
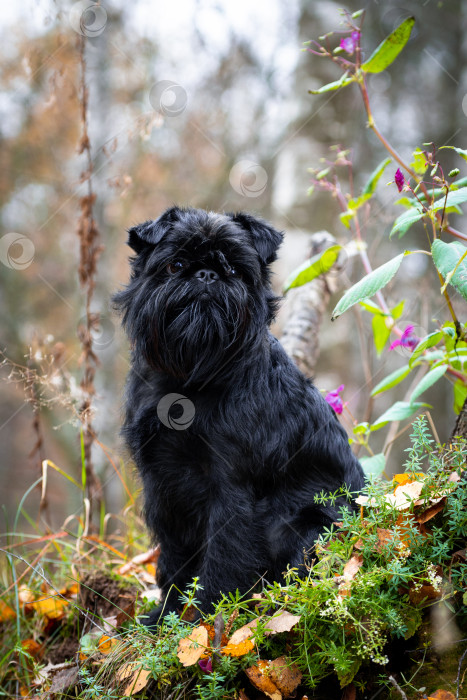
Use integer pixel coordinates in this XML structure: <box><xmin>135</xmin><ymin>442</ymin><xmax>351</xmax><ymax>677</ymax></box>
<box><xmin>360</xmin><ymin>453</ymin><xmax>386</xmax><ymax>478</ymax></box>
<box><xmin>439</xmin><ymin>145</ymin><xmax>467</xmax><ymax>163</ymax></box>
<box><xmin>309</xmin><ymin>72</ymin><xmax>356</xmax><ymax>94</ymax></box>
<box><xmin>359</xmin><ymin>299</ymin><xmax>384</xmax><ymax>315</ymax></box>
<box><xmin>409</xmin><ymin>331</ymin><xmax>443</xmax><ymax>368</ymax></box>
<box><xmin>372</xmin><ymin>313</ymin><xmax>392</xmax><ymax>357</ymax></box>
<box><xmin>410</xmin><ymin>364</ymin><xmax>448</xmax><ymax>403</ymax></box>
<box><xmin>416</xmin><ymin>176</ymin><xmax>467</xmax><ymax>203</ymax></box>
<box><xmin>340</xmin><ymin>209</ymin><xmax>356</xmax><ymax>229</ymax></box>
<box><xmin>361</xmin><ymin>17</ymin><xmax>415</xmax><ymax>74</ymax></box>
<box><xmin>431</xmin><ymin>187</ymin><xmax>467</xmax><ymax>212</ymax></box>
<box><xmin>342</xmin><ymin>160</ymin><xmax>392</xmax><ymax>225</ymax></box>
<box><xmin>347</xmin><ymin>193</ymin><xmax>371</xmax><ymax>210</ymax></box>
<box><xmin>332</xmin><ymin>252</ymin><xmax>408</xmax><ymax>320</ymax></box>
<box><xmin>431</xmin><ymin>239</ymin><xmax>467</xmax><ymax>302</ymax></box>
<box><xmin>372</xmin><ymin>401</ymin><xmax>430</xmax><ymax>430</ymax></box>
<box><xmin>447</xmin><ymin>348</ymin><xmax>467</xmax><ymax>365</ymax></box>
<box><xmin>353</xmin><ymin>422</ymin><xmax>370</xmax><ymax>435</ymax></box>
<box><xmin>316</xmin><ymin>167</ymin><xmax>331</xmax><ymax>180</ymax></box>
<box><xmin>371</xmin><ymin>365</ymin><xmax>412</xmax><ymax>397</ymax></box>
<box><xmin>395</xmin><ymin>196</ymin><xmax>416</xmax><ymax>208</ymax></box>
<box><xmin>410</xmin><ymin>148</ymin><xmax>427</xmax><ymax>176</ymax></box>
<box><xmin>397</xmin><ymin>177</ymin><xmax>467</xmax><ymax>208</ymax></box>
<box><xmin>410</xmin><ymin>349</ymin><xmax>444</xmax><ymax>368</ymax></box>
<box><xmin>283</xmin><ymin>245</ymin><xmax>342</xmax><ymax>292</ymax></box>
<box><xmin>362</xmin><ymin>157</ymin><xmax>393</xmax><ymax>197</ymax></box>
<box><xmin>453</xmin><ymin>379</ymin><xmax>467</xmax><ymax>416</ymax></box>
<box><xmin>391</xmin><ymin>300</ymin><xmax>405</xmax><ymax>320</ymax></box>
<box><xmin>390</xmin><ymin>206</ymin><xmax>424</xmax><ymax>238</ymax></box>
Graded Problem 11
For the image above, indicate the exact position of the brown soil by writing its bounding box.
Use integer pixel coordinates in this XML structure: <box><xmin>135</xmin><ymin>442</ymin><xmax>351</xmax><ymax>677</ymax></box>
<box><xmin>78</xmin><ymin>570</ymin><xmax>137</xmax><ymax>627</ymax></box>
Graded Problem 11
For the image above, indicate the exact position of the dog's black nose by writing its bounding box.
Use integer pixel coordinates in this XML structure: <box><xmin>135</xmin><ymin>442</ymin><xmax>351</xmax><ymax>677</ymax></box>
<box><xmin>195</xmin><ymin>269</ymin><xmax>219</xmax><ymax>284</ymax></box>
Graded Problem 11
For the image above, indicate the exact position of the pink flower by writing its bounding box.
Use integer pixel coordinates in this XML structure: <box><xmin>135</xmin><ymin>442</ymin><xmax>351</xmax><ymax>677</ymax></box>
<box><xmin>389</xmin><ymin>325</ymin><xmax>420</xmax><ymax>352</ymax></box>
<box><xmin>394</xmin><ymin>168</ymin><xmax>405</xmax><ymax>192</ymax></box>
<box><xmin>340</xmin><ymin>31</ymin><xmax>360</xmax><ymax>55</ymax></box>
<box><xmin>325</xmin><ymin>385</ymin><xmax>345</xmax><ymax>414</ymax></box>
<box><xmin>198</xmin><ymin>658</ymin><xmax>212</xmax><ymax>673</ymax></box>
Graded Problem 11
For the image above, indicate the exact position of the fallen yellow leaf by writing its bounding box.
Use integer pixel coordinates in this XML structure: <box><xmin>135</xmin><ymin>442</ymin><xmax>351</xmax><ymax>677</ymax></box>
<box><xmin>0</xmin><ymin>599</ymin><xmax>16</xmax><ymax>621</ymax></box>
<box><xmin>177</xmin><ymin>626</ymin><xmax>209</xmax><ymax>667</ymax></box>
<box><xmin>245</xmin><ymin>659</ymin><xmax>282</xmax><ymax>700</ymax></box>
<box><xmin>221</xmin><ymin>638</ymin><xmax>255</xmax><ymax>657</ymax></box>
<box><xmin>124</xmin><ymin>668</ymin><xmax>151</xmax><ymax>696</ymax></box>
<box><xmin>98</xmin><ymin>634</ymin><xmax>118</xmax><ymax>654</ymax></box>
<box><xmin>393</xmin><ymin>473</ymin><xmax>425</xmax><ymax>489</ymax></box>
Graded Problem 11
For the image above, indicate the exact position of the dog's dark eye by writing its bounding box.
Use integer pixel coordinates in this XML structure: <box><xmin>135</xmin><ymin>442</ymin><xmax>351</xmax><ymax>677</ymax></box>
<box><xmin>167</xmin><ymin>261</ymin><xmax>185</xmax><ymax>274</ymax></box>
<box><xmin>228</xmin><ymin>267</ymin><xmax>238</xmax><ymax>276</ymax></box>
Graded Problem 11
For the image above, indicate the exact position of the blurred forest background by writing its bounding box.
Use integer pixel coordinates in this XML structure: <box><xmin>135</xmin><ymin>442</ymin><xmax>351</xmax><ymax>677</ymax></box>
<box><xmin>1</xmin><ymin>0</ymin><xmax>466</xmax><ymax>532</ymax></box>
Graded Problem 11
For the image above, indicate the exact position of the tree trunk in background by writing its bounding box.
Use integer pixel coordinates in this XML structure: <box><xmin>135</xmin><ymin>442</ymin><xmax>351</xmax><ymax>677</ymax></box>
<box><xmin>450</xmin><ymin>398</ymin><xmax>467</xmax><ymax>443</ymax></box>
<box><xmin>280</xmin><ymin>231</ymin><xmax>342</xmax><ymax>378</ymax></box>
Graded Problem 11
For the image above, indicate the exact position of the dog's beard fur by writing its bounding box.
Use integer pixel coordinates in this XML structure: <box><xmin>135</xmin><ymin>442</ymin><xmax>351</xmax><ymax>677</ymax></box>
<box><xmin>114</xmin><ymin>208</ymin><xmax>280</xmax><ymax>385</ymax></box>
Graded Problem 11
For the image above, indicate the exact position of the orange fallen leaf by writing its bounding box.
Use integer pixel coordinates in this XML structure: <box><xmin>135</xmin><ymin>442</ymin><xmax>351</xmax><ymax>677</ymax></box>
<box><xmin>427</xmin><ymin>691</ymin><xmax>456</xmax><ymax>700</ymax></box>
<box><xmin>146</xmin><ymin>563</ymin><xmax>156</xmax><ymax>576</ymax></box>
<box><xmin>123</xmin><ymin>668</ymin><xmax>151</xmax><ymax>696</ymax></box>
<box><xmin>416</xmin><ymin>498</ymin><xmax>446</xmax><ymax>524</ymax></box>
<box><xmin>98</xmin><ymin>635</ymin><xmax>118</xmax><ymax>654</ymax></box>
<box><xmin>116</xmin><ymin>662</ymin><xmax>140</xmax><ymax>683</ymax></box>
<box><xmin>21</xmin><ymin>639</ymin><xmax>43</xmax><ymax>659</ymax></box>
<box><xmin>29</xmin><ymin>594</ymin><xmax>69</xmax><ymax>620</ymax></box>
<box><xmin>375</xmin><ymin>528</ymin><xmax>393</xmax><ymax>552</ymax></box>
<box><xmin>0</xmin><ymin>599</ymin><xmax>16</xmax><ymax>621</ymax></box>
<box><xmin>269</xmin><ymin>656</ymin><xmax>302</xmax><ymax>697</ymax></box>
<box><xmin>59</xmin><ymin>582</ymin><xmax>79</xmax><ymax>597</ymax></box>
<box><xmin>245</xmin><ymin>659</ymin><xmax>282</xmax><ymax>700</ymax></box>
<box><xmin>221</xmin><ymin>638</ymin><xmax>255</xmax><ymax>657</ymax></box>
<box><xmin>393</xmin><ymin>473</ymin><xmax>425</xmax><ymax>489</ymax></box>
<box><xmin>339</xmin><ymin>553</ymin><xmax>364</xmax><ymax>597</ymax></box>
<box><xmin>408</xmin><ymin>583</ymin><xmax>440</xmax><ymax>606</ymax></box>
<box><xmin>177</xmin><ymin>626</ymin><xmax>209</xmax><ymax>667</ymax></box>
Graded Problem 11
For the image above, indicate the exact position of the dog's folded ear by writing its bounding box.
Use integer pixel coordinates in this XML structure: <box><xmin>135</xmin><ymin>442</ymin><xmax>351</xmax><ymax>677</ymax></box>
<box><xmin>127</xmin><ymin>206</ymin><xmax>181</xmax><ymax>253</ymax></box>
<box><xmin>227</xmin><ymin>212</ymin><xmax>283</xmax><ymax>265</ymax></box>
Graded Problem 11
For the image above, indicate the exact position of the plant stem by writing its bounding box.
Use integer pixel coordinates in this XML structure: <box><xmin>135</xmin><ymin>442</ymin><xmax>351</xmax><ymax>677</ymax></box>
<box><xmin>360</xmin><ymin>77</ymin><xmax>467</xmax><ymax>243</ymax></box>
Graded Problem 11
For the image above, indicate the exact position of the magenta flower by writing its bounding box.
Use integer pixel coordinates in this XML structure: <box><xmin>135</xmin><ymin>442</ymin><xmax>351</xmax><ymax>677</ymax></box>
<box><xmin>394</xmin><ymin>168</ymin><xmax>405</xmax><ymax>192</ymax></box>
<box><xmin>340</xmin><ymin>31</ymin><xmax>360</xmax><ymax>55</ymax></box>
<box><xmin>198</xmin><ymin>658</ymin><xmax>212</xmax><ymax>673</ymax></box>
<box><xmin>389</xmin><ymin>325</ymin><xmax>420</xmax><ymax>352</ymax></box>
<box><xmin>325</xmin><ymin>385</ymin><xmax>345</xmax><ymax>415</ymax></box>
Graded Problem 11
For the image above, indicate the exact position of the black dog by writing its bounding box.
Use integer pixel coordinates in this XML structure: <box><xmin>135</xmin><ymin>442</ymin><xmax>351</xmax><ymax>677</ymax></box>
<box><xmin>114</xmin><ymin>206</ymin><xmax>364</xmax><ymax>626</ymax></box>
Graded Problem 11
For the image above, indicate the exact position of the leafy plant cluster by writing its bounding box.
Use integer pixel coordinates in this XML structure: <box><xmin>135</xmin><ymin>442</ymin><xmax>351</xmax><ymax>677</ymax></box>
<box><xmin>72</xmin><ymin>418</ymin><xmax>467</xmax><ymax>699</ymax></box>
<box><xmin>285</xmin><ymin>8</ymin><xmax>467</xmax><ymax>480</ymax></box>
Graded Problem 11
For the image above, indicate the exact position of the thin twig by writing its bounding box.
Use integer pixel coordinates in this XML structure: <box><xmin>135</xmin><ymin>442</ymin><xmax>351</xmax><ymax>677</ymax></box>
<box><xmin>388</xmin><ymin>675</ymin><xmax>408</xmax><ymax>700</ymax></box>
<box><xmin>76</xmin><ymin>33</ymin><xmax>103</xmax><ymax>520</ymax></box>
<box><xmin>457</xmin><ymin>646</ymin><xmax>467</xmax><ymax>700</ymax></box>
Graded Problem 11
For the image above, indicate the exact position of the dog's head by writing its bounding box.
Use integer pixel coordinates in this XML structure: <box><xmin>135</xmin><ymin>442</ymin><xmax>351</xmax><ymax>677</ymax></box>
<box><xmin>113</xmin><ymin>206</ymin><xmax>283</xmax><ymax>384</ymax></box>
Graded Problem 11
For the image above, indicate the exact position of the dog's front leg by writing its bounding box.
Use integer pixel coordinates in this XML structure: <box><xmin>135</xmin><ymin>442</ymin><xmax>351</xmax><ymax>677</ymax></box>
<box><xmin>196</xmin><ymin>489</ymin><xmax>267</xmax><ymax>614</ymax></box>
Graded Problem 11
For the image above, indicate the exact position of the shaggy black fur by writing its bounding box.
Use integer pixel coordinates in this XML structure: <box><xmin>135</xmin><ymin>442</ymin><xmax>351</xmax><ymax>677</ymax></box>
<box><xmin>113</xmin><ymin>206</ymin><xmax>364</xmax><ymax>627</ymax></box>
